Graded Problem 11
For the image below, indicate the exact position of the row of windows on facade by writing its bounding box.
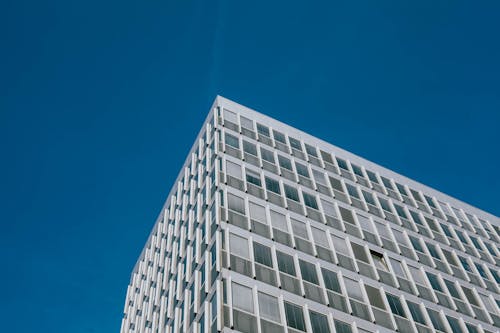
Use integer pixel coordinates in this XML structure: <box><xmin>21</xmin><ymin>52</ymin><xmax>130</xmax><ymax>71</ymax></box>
<box><xmin>222</xmin><ymin>152</ymin><xmax>498</xmax><ymax>271</ymax></box>
<box><xmin>226</xmin><ymin>278</ymin><xmax>489</xmax><ymax>333</ymax></box>
<box><xmin>221</xmin><ymin>110</ymin><xmax>498</xmax><ymax>245</ymax></box>
<box><xmin>225</xmin><ymin>230</ymin><xmax>500</xmax><ymax>331</ymax></box>
<box><xmin>223</xmin><ymin>164</ymin><xmax>500</xmax><ymax>295</ymax></box>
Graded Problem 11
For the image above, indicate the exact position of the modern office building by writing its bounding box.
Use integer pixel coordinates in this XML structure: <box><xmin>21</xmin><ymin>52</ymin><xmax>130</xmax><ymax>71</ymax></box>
<box><xmin>121</xmin><ymin>96</ymin><xmax>500</xmax><ymax>333</ymax></box>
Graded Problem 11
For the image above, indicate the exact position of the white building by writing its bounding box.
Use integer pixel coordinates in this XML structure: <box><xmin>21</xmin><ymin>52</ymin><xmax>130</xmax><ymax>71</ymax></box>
<box><xmin>121</xmin><ymin>96</ymin><xmax>500</xmax><ymax>333</ymax></box>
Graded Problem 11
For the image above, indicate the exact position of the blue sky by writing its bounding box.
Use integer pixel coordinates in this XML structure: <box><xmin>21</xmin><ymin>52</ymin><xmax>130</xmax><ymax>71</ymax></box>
<box><xmin>1</xmin><ymin>0</ymin><xmax>499</xmax><ymax>332</ymax></box>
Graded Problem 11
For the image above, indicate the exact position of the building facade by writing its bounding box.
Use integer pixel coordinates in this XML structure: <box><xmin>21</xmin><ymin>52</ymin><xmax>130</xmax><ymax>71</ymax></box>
<box><xmin>121</xmin><ymin>96</ymin><xmax>500</xmax><ymax>333</ymax></box>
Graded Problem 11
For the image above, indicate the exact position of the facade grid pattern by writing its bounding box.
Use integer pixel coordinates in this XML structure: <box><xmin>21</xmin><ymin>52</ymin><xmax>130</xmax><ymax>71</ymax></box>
<box><xmin>121</xmin><ymin>96</ymin><xmax>500</xmax><ymax>333</ymax></box>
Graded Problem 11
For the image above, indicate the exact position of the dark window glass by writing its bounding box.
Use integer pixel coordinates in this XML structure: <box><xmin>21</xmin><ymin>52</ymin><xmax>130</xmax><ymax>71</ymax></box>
<box><xmin>321</xmin><ymin>268</ymin><xmax>341</xmax><ymax>292</ymax></box>
<box><xmin>410</xmin><ymin>236</ymin><xmax>424</xmax><ymax>252</ymax></box>
<box><xmin>284</xmin><ymin>184</ymin><xmax>300</xmax><ymax>202</ymax></box>
<box><xmin>295</xmin><ymin>162</ymin><xmax>309</xmax><ymax>177</ymax></box>
<box><xmin>257</xmin><ymin>123</ymin><xmax>270</xmax><ymax>137</ymax></box>
<box><xmin>334</xmin><ymin>321</ymin><xmax>352</xmax><ymax>333</ymax></box>
<box><xmin>243</xmin><ymin>141</ymin><xmax>257</xmax><ymax>155</ymax></box>
<box><xmin>309</xmin><ymin>310</ymin><xmax>330</xmax><ymax>333</ymax></box>
<box><xmin>288</xmin><ymin>137</ymin><xmax>302</xmax><ymax>151</ymax></box>
<box><xmin>406</xmin><ymin>301</ymin><xmax>426</xmax><ymax>325</ymax></box>
<box><xmin>277</xmin><ymin>251</ymin><xmax>296</xmax><ymax>276</ymax></box>
<box><xmin>386</xmin><ymin>294</ymin><xmax>406</xmax><ymax>317</ymax></box>
<box><xmin>246</xmin><ymin>170</ymin><xmax>261</xmax><ymax>187</ymax></box>
<box><xmin>284</xmin><ymin>302</ymin><xmax>306</xmax><ymax>331</ymax></box>
<box><xmin>225</xmin><ymin>133</ymin><xmax>239</xmax><ymax>148</ymax></box>
<box><xmin>299</xmin><ymin>259</ymin><xmax>318</xmax><ymax>284</ymax></box>
<box><xmin>428</xmin><ymin>309</ymin><xmax>446</xmax><ymax>332</ymax></box>
<box><xmin>265</xmin><ymin>177</ymin><xmax>281</xmax><ymax>194</ymax></box>
<box><xmin>278</xmin><ymin>155</ymin><xmax>293</xmax><ymax>170</ymax></box>
<box><xmin>305</xmin><ymin>144</ymin><xmax>318</xmax><ymax>157</ymax></box>
<box><xmin>351</xmin><ymin>164</ymin><xmax>363</xmax><ymax>176</ymax></box>
<box><xmin>302</xmin><ymin>192</ymin><xmax>318</xmax><ymax>209</ymax></box>
<box><xmin>336</xmin><ymin>158</ymin><xmax>348</xmax><ymax>170</ymax></box>
<box><xmin>273</xmin><ymin>130</ymin><xmax>286</xmax><ymax>143</ymax></box>
<box><xmin>260</xmin><ymin>148</ymin><xmax>275</xmax><ymax>163</ymax></box>
<box><xmin>253</xmin><ymin>243</ymin><xmax>273</xmax><ymax>267</ymax></box>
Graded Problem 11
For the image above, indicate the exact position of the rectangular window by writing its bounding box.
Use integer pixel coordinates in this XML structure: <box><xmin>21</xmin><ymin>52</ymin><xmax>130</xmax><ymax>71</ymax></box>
<box><xmin>444</xmin><ymin>279</ymin><xmax>460</xmax><ymax>298</ymax></box>
<box><xmin>225</xmin><ymin>133</ymin><xmax>239</xmax><ymax>149</ymax></box>
<box><xmin>305</xmin><ymin>144</ymin><xmax>318</xmax><ymax>157</ymax></box>
<box><xmin>284</xmin><ymin>302</ymin><xmax>306</xmax><ymax>331</ymax></box>
<box><xmin>302</xmin><ymin>192</ymin><xmax>318</xmax><ymax>209</ymax></box>
<box><xmin>270</xmin><ymin>210</ymin><xmax>287</xmax><ymax>231</ymax></box>
<box><xmin>427</xmin><ymin>309</ymin><xmax>446</xmax><ymax>332</ymax></box>
<box><xmin>228</xmin><ymin>193</ymin><xmax>245</xmax><ymax>214</ymax></box>
<box><xmin>277</xmin><ymin>251</ymin><xmax>296</xmax><ymax>276</ymax></box>
<box><xmin>334</xmin><ymin>321</ymin><xmax>352</xmax><ymax>333</ymax></box>
<box><xmin>343</xmin><ymin>277</ymin><xmax>364</xmax><ymax>301</ymax></box>
<box><xmin>366</xmin><ymin>170</ymin><xmax>379</xmax><ymax>183</ymax></box>
<box><xmin>258</xmin><ymin>292</ymin><xmax>280</xmax><ymax>322</ymax></box>
<box><xmin>365</xmin><ymin>284</ymin><xmax>386</xmax><ymax>309</ymax></box>
<box><xmin>273</xmin><ymin>130</ymin><xmax>286</xmax><ymax>143</ymax></box>
<box><xmin>249</xmin><ymin>202</ymin><xmax>266</xmax><ymax>223</ymax></box>
<box><xmin>321</xmin><ymin>268</ymin><xmax>341</xmax><ymax>293</ymax></box>
<box><xmin>257</xmin><ymin>123</ymin><xmax>270</xmax><ymax>137</ymax></box>
<box><xmin>288</xmin><ymin>137</ymin><xmax>302</xmax><ymax>151</ymax></box>
<box><xmin>309</xmin><ymin>310</ymin><xmax>330</xmax><ymax>333</ymax></box>
<box><xmin>243</xmin><ymin>141</ymin><xmax>257</xmax><ymax>155</ymax></box>
<box><xmin>406</xmin><ymin>301</ymin><xmax>426</xmax><ymax>325</ymax></box>
<box><xmin>284</xmin><ymin>184</ymin><xmax>300</xmax><ymax>201</ymax></box>
<box><xmin>299</xmin><ymin>259</ymin><xmax>318</xmax><ymax>284</ymax></box>
<box><xmin>386</xmin><ymin>293</ymin><xmax>406</xmax><ymax>317</ymax></box>
<box><xmin>336</xmin><ymin>157</ymin><xmax>349</xmax><ymax>170</ymax></box>
<box><xmin>240</xmin><ymin>116</ymin><xmax>253</xmax><ymax>130</ymax></box>
<box><xmin>226</xmin><ymin>161</ymin><xmax>242</xmax><ymax>179</ymax></box>
<box><xmin>260</xmin><ymin>147</ymin><xmax>275</xmax><ymax>163</ymax></box>
<box><xmin>224</xmin><ymin>109</ymin><xmax>237</xmax><ymax>123</ymax></box>
<box><xmin>253</xmin><ymin>242</ymin><xmax>273</xmax><ymax>267</ymax></box>
<box><xmin>370</xmin><ymin>250</ymin><xmax>388</xmax><ymax>270</ymax></box>
<box><xmin>278</xmin><ymin>155</ymin><xmax>293</xmax><ymax>170</ymax></box>
<box><xmin>351</xmin><ymin>164</ymin><xmax>364</xmax><ymax>177</ymax></box>
<box><xmin>229</xmin><ymin>234</ymin><xmax>249</xmax><ymax>258</ymax></box>
<box><xmin>389</xmin><ymin>258</ymin><xmax>406</xmax><ymax>277</ymax></box>
<box><xmin>246</xmin><ymin>169</ymin><xmax>262</xmax><ymax>187</ymax></box>
<box><xmin>232</xmin><ymin>282</ymin><xmax>254</xmax><ymax>313</ymax></box>
<box><xmin>295</xmin><ymin>162</ymin><xmax>309</xmax><ymax>177</ymax></box>
<box><xmin>265</xmin><ymin>177</ymin><xmax>281</xmax><ymax>194</ymax></box>
<box><xmin>312</xmin><ymin>169</ymin><xmax>327</xmax><ymax>185</ymax></box>
<box><xmin>351</xmin><ymin>242</ymin><xmax>369</xmax><ymax>263</ymax></box>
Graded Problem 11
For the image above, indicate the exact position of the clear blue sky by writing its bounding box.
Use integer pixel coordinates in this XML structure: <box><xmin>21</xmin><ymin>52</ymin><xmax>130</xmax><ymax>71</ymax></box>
<box><xmin>1</xmin><ymin>1</ymin><xmax>499</xmax><ymax>332</ymax></box>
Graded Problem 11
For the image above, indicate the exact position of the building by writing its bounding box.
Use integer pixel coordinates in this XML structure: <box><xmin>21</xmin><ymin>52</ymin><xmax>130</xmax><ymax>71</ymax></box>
<box><xmin>121</xmin><ymin>96</ymin><xmax>500</xmax><ymax>333</ymax></box>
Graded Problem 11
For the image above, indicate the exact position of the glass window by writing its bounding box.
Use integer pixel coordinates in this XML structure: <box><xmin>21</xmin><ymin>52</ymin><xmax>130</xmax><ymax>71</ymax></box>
<box><xmin>378</xmin><ymin>197</ymin><xmax>392</xmax><ymax>212</ymax></box>
<box><xmin>257</xmin><ymin>123</ymin><xmax>270</xmax><ymax>137</ymax></box>
<box><xmin>351</xmin><ymin>242</ymin><xmax>369</xmax><ymax>263</ymax></box>
<box><xmin>393</xmin><ymin>203</ymin><xmax>408</xmax><ymax>219</ymax></box>
<box><xmin>409</xmin><ymin>236</ymin><xmax>424</xmax><ymax>252</ymax></box>
<box><xmin>277</xmin><ymin>251</ymin><xmax>296</xmax><ymax>276</ymax></box>
<box><xmin>362</xmin><ymin>190</ymin><xmax>376</xmax><ymax>206</ymax></box>
<box><xmin>321</xmin><ymin>199</ymin><xmax>337</xmax><ymax>217</ymax></box>
<box><xmin>370</xmin><ymin>250</ymin><xmax>388</xmax><ymax>270</ymax></box>
<box><xmin>320</xmin><ymin>150</ymin><xmax>333</xmax><ymax>164</ymax></box>
<box><xmin>240</xmin><ymin>116</ymin><xmax>253</xmax><ymax>129</ymax></box>
<box><xmin>249</xmin><ymin>202</ymin><xmax>266</xmax><ymax>223</ymax></box>
<box><xmin>258</xmin><ymin>292</ymin><xmax>280</xmax><ymax>322</ymax></box>
<box><xmin>246</xmin><ymin>169</ymin><xmax>261</xmax><ymax>187</ymax></box>
<box><xmin>458</xmin><ymin>256</ymin><xmax>472</xmax><ymax>272</ymax></box>
<box><xmin>332</xmin><ymin>235</ymin><xmax>349</xmax><ymax>255</ymax></box>
<box><xmin>366</xmin><ymin>170</ymin><xmax>379</xmax><ymax>183</ymax></box>
<box><xmin>224</xmin><ymin>109</ymin><xmax>237</xmax><ymax>123</ymax></box>
<box><xmin>444</xmin><ymin>279</ymin><xmax>461</xmax><ymax>299</ymax></box>
<box><xmin>386</xmin><ymin>293</ymin><xmax>406</xmax><ymax>317</ymax></box>
<box><xmin>395</xmin><ymin>183</ymin><xmax>408</xmax><ymax>195</ymax></box>
<box><xmin>351</xmin><ymin>164</ymin><xmax>363</xmax><ymax>177</ymax></box>
<box><xmin>302</xmin><ymin>192</ymin><xmax>318</xmax><ymax>209</ymax></box>
<box><xmin>346</xmin><ymin>184</ymin><xmax>360</xmax><ymax>198</ymax></box>
<box><xmin>408</xmin><ymin>265</ymin><xmax>426</xmax><ymax>285</ymax></box>
<box><xmin>334</xmin><ymin>321</ymin><xmax>352</xmax><ymax>333</ymax></box>
<box><xmin>284</xmin><ymin>184</ymin><xmax>300</xmax><ymax>201</ymax></box>
<box><xmin>225</xmin><ymin>133</ymin><xmax>239</xmax><ymax>149</ymax></box>
<box><xmin>305</xmin><ymin>144</ymin><xmax>318</xmax><ymax>157</ymax></box>
<box><xmin>311</xmin><ymin>227</ymin><xmax>328</xmax><ymax>247</ymax></box>
<box><xmin>381</xmin><ymin>176</ymin><xmax>394</xmax><ymax>189</ymax></box>
<box><xmin>284</xmin><ymin>302</ymin><xmax>306</xmax><ymax>331</ymax></box>
<box><xmin>253</xmin><ymin>242</ymin><xmax>273</xmax><ymax>267</ymax></box>
<box><xmin>343</xmin><ymin>277</ymin><xmax>364</xmax><ymax>301</ymax></box>
<box><xmin>228</xmin><ymin>193</ymin><xmax>245</xmax><ymax>214</ymax></box>
<box><xmin>295</xmin><ymin>162</ymin><xmax>309</xmax><ymax>177</ymax></box>
<box><xmin>336</xmin><ymin>157</ymin><xmax>348</xmax><ymax>170</ymax></box>
<box><xmin>309</xmin><ymin>310</ymin><xmax>330</xmax><ymax>333</ymax></box>
<box><xmin>270</xmin><ymin>210</ymin><xmax>287</xmax><ymax>231</ymax></box>
<box><xmin>389</xmin><ymin>258</ymin><xmax>406</xmax><ymax>277</ymax></box>
<box><xmin>427</xmin><ymin>309</ymin><xmax>446</xmax><ymax>332</ymax></box>
<box><xmin>229</xmin><ymin>234</ymin><xmax>249</xmax><ymax>258</ymax></box>
<box><xmin>291</xmin><ymin>219</ymin><xmax>308</xmax><ymax>239</ymax></box>
<box><xmin>243</xmin><ymin>140</ymin><xmax>257</xmax><ymax>155</ymax></box>
<box><xmin>365</xmin><ymin>284</ymin><xmax>386</xmax><ymax>309</ymax></box>
<box><xmin>447</xmin><ymin>316</ymin><xmax>463</xmax><ymax>333</ymax></box>
<box><xmin>474</xmin><ymin>263</ymin><xmax>488</xmax><ymax>279</ymax></box>
<box><xmin>312</xmin><ymin>169</ymin><xmax>327</xmax><ymax>185</ymax></box>
<box><xmin>299</xmin><ymin>259</ymin><xmax>318</xmax><ymax>284</ymax></box>
<box><xmin>465</xmin><ymin>323</ymin><xmax>479</xmax><ymax>333</ymax></box>
<box><xmin>406</xmin><ymin>301</ymin><xmax>426</xmax><ymax>325</ymax></box>
<box><xmin>409</xmin><ymin>210</ymin><xmax>424</xmax><ymax>225</ymax></box>
<box><xmin>278</xmin><ymin>155</ymin><xmax>292</xmax><ymax>170</ymax></box>
<box><xmin>260</xmin><ymin>147</ymin><xmax>275</xmax><ymax>163</ymax></box>
<box><xmin>265</xmin><ymin>177</ymin><xmax>281</xmax><ymax>194</ymax></box>
<box><xmin>321</xmin><ymin>268</ymin><xmax>341</xmax><ymax>292</ymax></box>
<box><xmin>226</xmin><ymin>161</ymin><xmax>242</xmax><ymax>179</ymax></box>
<box><xmin>288</xmin><ymin>137</ymin><xmax>302</xmax><ymax>151</ymax></box>
<box><xmin>232</xmin><ymin>282</ymin><xmax>253</xmax><ymax>313</ymax></box>
<box><xmin>273</xmin><ymin>130</ymin><xmax>286</xmax><ymax>143</ymax></box>
<box><xmin>426</xmin><ymin>242</ymin><xmax>441</xmax><ymax>260</ymax></box>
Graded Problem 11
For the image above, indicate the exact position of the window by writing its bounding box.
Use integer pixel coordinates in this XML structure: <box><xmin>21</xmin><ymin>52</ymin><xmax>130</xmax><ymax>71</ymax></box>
<box><xmin>309</xmin><ymin>310</ymin><xmax>330</xmax><ymax>333</ymax></box>
<box><xmin>246</xmin><ymin>169</ymin><xmax>261</xmax><ymax>187</ymax></box>
<box><xmin>302</xmin><ymin>192</ymin><xmax>318</xmax><ymax>209</ymax></box>
<box><xmin>229</xmin><ymin>234</ymin><xmax>249</xmax><ymax>258</ymax></box>
<box><xmin>393</xmin><ymin>203</ymin><xmax>408</xmax><ymax>219</ymax></box>
<box><xmin>249</xmin><ymin>202</ymin><xmax>266</xmax><ymax>223</ymax></box>
<box><xmin>320</xmin><ymin>150</ymin><xmax>333</xmax><ymax>164</ymax></box>
<box><xmin>409</xmin><ymin>236</ymin><xmax>424</xmax><ymax>252</ymax></box>
<box><xmin>321</xmin><ymin>199</ymin><xmax>337</xmax><ymax>217</ymax></box>
<box><xmin>406</xmin><ymin>301</ymin><xmax>426</xmax><ymax>325</ymax></box>
<box><xmin>426</xmin><ymin>243</ymin><xmax>441</xmax><ymax>260</ymax></box>
<box><xmin>331</xmin><ymin>235</ymin><xmax>349</xmax><ymax>255</ymax></box>
<box><xmin>284</xmin><ymin>184</ymin><xmax>300</xmax><ymax>201</ymax></box>
<box><xmin>365</xmin><ymin>284</ymin><xmax>386</xmax><ymax>309</ymax></box>
<box><xmin>444</xmin><ymin>279</ymin><xmax>460</xmax><ymax>299</ymax></box>
<box><xmin>224</xmin><ymin>109</ymin><xmax>237</xmax><ymax>123</ymax></box>
<box><xmin>240</xmin><ymin>116</ymin><xmax>253</xmax><ymax>129</ymax></box>
<box><xmin>386</xmin><ymin>293</ymin><xmax>406</xmax><ymax>317</ymax></box>
<box><xmin>284</xmin><ymin>302</ymin><xmax>306</xmax><ymax>331</ymax></box>
<box><xmin>370</xmin><ymin>250</ymin><xmax>388</xmax><ymax>270</ymax></box>
<box><xmin>366</xmin><ymin>170</ymin><xmax>379</xmax><ymax>183</ymax></box>
<box><xmin>277</xmin><ymin>251</ymin><xmax>296</xmax><ymax>276</ymax></box>
<box><xmin>312</xmin><ymin>169</ymin><xmax>327</xmax><ymax>185</ymax></box>
<box><xmin>351</xmin><ymin>164</ymin><xmax>363</xmax><ymax>177</ymax></box>
<box><xmin>389</xmin><ymin>258</ymin><xmax>406</xmax><ymax>277</ymax></box>
<box><xmin>362</xmin><ymin>190</ymin><xmax>376</xmax><ymax>206</ymax></box>
<box><xmin>260</xmin><ymin>147</ymin><xmax>275</xmax><ymax>163</ymax></box>
<box><xmin>351</xmin><ymin>242</ymin><xmax>369</xmax><ymax>263</ymax></box>
<box><xmin>446</xmin><ymin>316</ymin><xmax>463</xmax><ymax>333</ymax></box>
<box><xmin>334</xmin><ymin>320</ymin><xmax>352</xmax><ymax>333</ymax></box>
<box><xmin>336</xmin><ymin>157</ymin><xmax>349</xmax><ymax>170</ymax></box>
<box><xmin>346</xmin><ymin>184</ymin><xmax>360</xmax><ymax>198</ymax></box>
<box><xmin>295</xmin><ymin>162</ymin><xmax>309</xmax><ymax>177</ymax></box>
<box><xmin>273</xmin><ymin>130</ymin><xmax>286</xmax><ymax>143</ymax></box>
<box><xmin>329</xmin><ymin>176</ymin><xmax>344</xmax><ymax>192</ymax></box>
<box><xmin>257</xmin><ymin>123</ymin><xmax>270</xmax><ymax>137</ymax></box>
<box><xmin>299</xmin><ymin>259</ymin><xmax>318</xmax><ymax>284</ymax></box>
<box><xmin>288</xmin><ymin>137</ymin><xmax>302</xmax><ymax>151</ymax></box>
<box><xmin>270</xmin><ymin>210</ymin><xmax>287</xmax><ymax>230</ymax></box>
<box><xmin>291</xmin><ymin>219</ymin><xmax>309</xmax><ymax>239</ymax></box>
<box><xmin>321</xmin><ymin>268</ymin><xmax>341</xmax><ymax>292</ymax></box>
<box><xmin>228</xmin><ymin>193</ymin><xmax>245</xmax><ymax>214</ymax></box>
<box><xmin>258</xmin><ymin>292</ymin><xmax>280</xmax><ymax>322</ymax></box>
<box><xmin>226</xmin><ymin>161</ymin><xmax>242</xmax><ymax>179</ymax></box>
<box><xmin>278</xmin><ymin>155</ymin><xmax>292</xmax><ymax>170</ymax></box>
<box><xmin>311</xmin><ymin>227</ymin><xmax>328</xmax><ymax>247</ymax></box>
<box><xmin>265</xmin><ymin>177</ymin><xmax>281</xmax><ymax>194</ymax></box>
<box><xmin>427</xmin><ymin>309</ymin><xmax>446</xmax><ymax>332</ymax></box>
<box><xmin>253</xmin><ymin>243</ymin><xmax>273</xmax><ymax>267</ymax></box>
<box><xmin>243</xmin><ymin>140</ymin><xmax>257</xmax><ymax>155</ymax></box>
<box><xmin>232</xmin><ymin>283</ymin><xmax>253</xmax><ymax>313</ymax></box>
<box><xmin>225</xmin><ymin>133</ymin><xmax>239</xmax><ymax>149</ymax></box>
<box><xmin>343</xmin><ymin>277</ymin><xmax>364</xmax><ymax>301</ymax></box>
